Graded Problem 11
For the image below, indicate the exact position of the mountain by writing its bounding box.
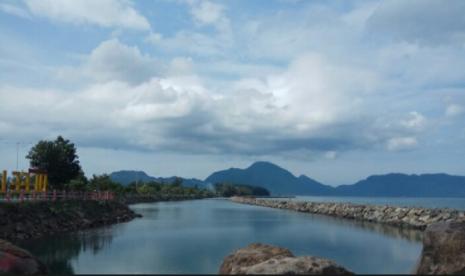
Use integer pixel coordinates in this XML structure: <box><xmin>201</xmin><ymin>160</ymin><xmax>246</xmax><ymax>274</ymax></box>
<box><xmin>109</xmin><ymin>170</ymin><xmax>209</xmax><ymax>188</ymax></box>
<box><xmin>335</xmin><ymin>173</ymin><xmax>465</xmax><ymax>197</ymax></box>
<box><xmin>111</xmin><ymin>164</ymin><xmax>465</xmax><ymax>197</ymax></box>
<box><xmin>204</xmin><ymin>161</ymin><xmax>333</xmax><ymax>195</ymax></box>
<box><xmin>110</xmin><ymin>170</ymin><xmax>156</xmax><ymax>185</ymax></box>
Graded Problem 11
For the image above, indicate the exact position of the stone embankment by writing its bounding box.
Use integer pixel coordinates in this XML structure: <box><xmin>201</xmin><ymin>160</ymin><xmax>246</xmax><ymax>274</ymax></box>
<box><xmin>231</xmin><ymin>197</ymin><xmax>465</xmax><ymax>230</ymax></box>
<box><xmin>219</xmin><ymin>243</ymin><xmax>352</xmax><ymax>275</ymax></box>
<box><xmin>0</xmin><ymin>200</ymin><xmax>141</xmax><ymax>241</ymax></box>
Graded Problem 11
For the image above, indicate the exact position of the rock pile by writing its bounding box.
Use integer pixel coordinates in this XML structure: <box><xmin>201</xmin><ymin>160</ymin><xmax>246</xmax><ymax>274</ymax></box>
<box><xmin>0</xmin><ymin>200</ymin><xmax>141</xmax><ymax>241</ymax></box>
<box><xmin>0</xmin><ymin>239</ymin><xmax>47</xmax><ymax>275</ymax></box>
<box><xmin>416</xmin><ymin>221</ymin><xmax>465</xmax><ymax>274</ymax></box>
<box><xmin>219</xmin><ymin>243</ymin><xmax>352</xmax><ymax>275</ymax></box>
<box><xmin>231</xmin><ymin>197</ymin><xmax>465</xmax><ymax>230</ymax></box>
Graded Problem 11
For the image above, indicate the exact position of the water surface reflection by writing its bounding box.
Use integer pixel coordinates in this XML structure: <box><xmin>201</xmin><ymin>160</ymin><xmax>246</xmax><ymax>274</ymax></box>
<box><xmin>20</xmin><ymin>199</ymin><xmax>422</xmax><ymax>274</ymax></box>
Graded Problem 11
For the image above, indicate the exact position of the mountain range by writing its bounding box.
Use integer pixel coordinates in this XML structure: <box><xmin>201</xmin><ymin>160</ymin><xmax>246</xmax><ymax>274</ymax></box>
<box><xmin>109</xmin><ymin>161</ymin><xmax>465</xmax><ymax>197</ymax></box>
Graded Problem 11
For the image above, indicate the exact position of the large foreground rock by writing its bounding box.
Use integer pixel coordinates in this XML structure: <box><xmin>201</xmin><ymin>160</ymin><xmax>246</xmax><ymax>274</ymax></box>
<box><xmin>416</xmin><ymin>222</ymin><xmax>465</xmax><ymax>274</ymax></box>
<box><xmin>219</xmin><ymin>243</ymin><xmax>352</xmax><ymax>275</ymax></box>
<box><xmin>0</xmin><ymin>239</ymin><xmax>47</xmax><ymax>275</ymax></box>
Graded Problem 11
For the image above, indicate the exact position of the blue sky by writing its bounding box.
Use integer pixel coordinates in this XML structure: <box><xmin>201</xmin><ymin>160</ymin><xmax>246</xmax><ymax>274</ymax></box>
<box><xmin>0</xmin><ymin>0</ymin><xmax>464</xmax><ymax>185</ymax></box>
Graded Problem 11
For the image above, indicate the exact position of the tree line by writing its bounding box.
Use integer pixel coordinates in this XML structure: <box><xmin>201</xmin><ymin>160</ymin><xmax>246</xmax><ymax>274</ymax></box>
<box><xmin>25</xmin><ymin>136</ymin><xmax>269</xmax><ymax>198</ymax></box>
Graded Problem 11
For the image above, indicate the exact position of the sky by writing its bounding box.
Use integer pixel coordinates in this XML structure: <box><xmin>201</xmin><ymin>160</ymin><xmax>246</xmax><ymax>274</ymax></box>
<box><xmin>0</xmin><ymin>0</ymin><xmax>464</xmax><ymax>186</ymax></box>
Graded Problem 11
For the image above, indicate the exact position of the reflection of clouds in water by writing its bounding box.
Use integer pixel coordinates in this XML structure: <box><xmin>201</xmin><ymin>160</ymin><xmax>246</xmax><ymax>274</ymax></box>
<box><xmin>20</xmin><ymin>199</ymin><xmax>423</xmax><ymax>274</ymax></box>
<box><xmin>19</xmin><ymin>227</ymin><xmax>117</xmax><ymax>275</ymax></box>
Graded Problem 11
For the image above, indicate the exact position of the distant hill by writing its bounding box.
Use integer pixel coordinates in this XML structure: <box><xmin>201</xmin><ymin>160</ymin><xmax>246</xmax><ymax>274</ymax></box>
<box><xmin>109</xmin><ymin>170</ymin><xmax>209</xmax><ymax>188</ymax></box>
<box><xmin>335</xmin><ymin>173</ymin><xmax>465</xmax><ymax>197</ymax></box>
<box><xmin>204</xmin><ymin>161</ymin><xmax>333</xmax><ymax>195</ymax></box>
<box><xmin>110</xmin><ymin>163</ymin><xmax>465</xmax><ymax>197</ymax></box>
<box><xmin>110</xmin><ymin>170</ymin><xmax>156</xmax><ymax>185</ymax></box>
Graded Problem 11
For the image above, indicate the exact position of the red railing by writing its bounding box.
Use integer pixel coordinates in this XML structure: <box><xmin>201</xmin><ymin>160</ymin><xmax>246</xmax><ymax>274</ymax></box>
<box><xmin>0</xmin><ymin>190</ymin><xmax>115</xmax><ymax>203</ymax></box>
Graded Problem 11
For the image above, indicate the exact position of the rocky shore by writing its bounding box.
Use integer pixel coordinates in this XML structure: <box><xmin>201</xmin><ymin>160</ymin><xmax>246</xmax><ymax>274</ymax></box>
<box><xmin>0</xmin><ymin>239</ymin><xmax>47</xmax><ymax>275</ymax></box>
<box><xmin>416</xmin><ymin>221</ymin><xmax>465</xmax><ymax>274</ymax></box>
<box><xmin>231</xmin><ymin>197</ymin><xmax>465</xmax><ymax>230</ymax></box>
<box><xmin>0</xmin><ymin>200</ymin><xmax>140</xmax><ymax>242</ymax></box>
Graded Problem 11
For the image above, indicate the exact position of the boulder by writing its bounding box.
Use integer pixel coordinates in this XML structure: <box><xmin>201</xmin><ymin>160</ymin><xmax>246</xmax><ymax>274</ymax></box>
<box><xmin>219</xmin><ymin>243</ymin><xmax>352</xmax><ymax>275</ymax></box>
<box><xmin>416</xmin><ymin>222</ymin><xmax>465</xmax><ymax>274</ymax></box>
<box><xmin>219</xmin><ymin>243</ymin><xmax>293</xmax><ymax>274</ymax></box>
<box><xmin>0</xmin><ymin>239</ymin><xmax>47</xmax><ymax>275</ymax></box>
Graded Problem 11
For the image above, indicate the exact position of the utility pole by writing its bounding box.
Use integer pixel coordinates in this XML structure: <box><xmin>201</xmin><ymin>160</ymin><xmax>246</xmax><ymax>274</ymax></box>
<box><xmin>16</xmin><ymin>142</ymin><xmax>19</xmax><ymax>170</ymax></box>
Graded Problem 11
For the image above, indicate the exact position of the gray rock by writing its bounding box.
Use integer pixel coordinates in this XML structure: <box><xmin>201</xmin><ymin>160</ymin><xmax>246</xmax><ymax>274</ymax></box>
<box><xmin>219</xmin><ymin>243</ymin><xmax>352</xmax><ymax>275</ymax></box>
<box><xmin>219</xmin><ymin>243</ymin><xmax>293</xmax><ymax>274</ymax></box>
<box><xmin>416</xmin><ymin>222</ymin><xmax>465</xmax><ymax>274</ymax></box>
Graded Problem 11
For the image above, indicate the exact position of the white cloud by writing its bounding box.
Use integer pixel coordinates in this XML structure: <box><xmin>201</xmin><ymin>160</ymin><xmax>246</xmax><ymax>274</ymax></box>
<box><xmin>24</xmin><ymin>0</ymin><xmax>150</xmax><ymax>30</ymax></box>
<box><xmin>0</xmin><ymin>43</ymin><xmax>389</xmax><ymax>156</ymax></box>
<box><xmin>84</xmin><ymin>39</ymin><xmax>158</xmax><ymax>84</ymax></box>
<box><xmin>386</xmin><ymin>137</ymin><xmax>418</xmax><ymax>151</ymax></box>
<box><xmin>57</xmin><ymin>39</ymin><xmax>159</xmax><ymax>85</ymax></box>
<box><xmin>400</xmin><ymin>111</ymin><xmax>426</xmax><ymax>131</ymax></box>
<box><xmin>189</xmin><ymin>0</ymin><xmax>224</xmax><ymax>26</ymax></box>
<box><xmin>445</xmin><ymin>104</ymin><xmax>464</xmax><ymax>117</ymax></box>
<box><xmin>324</xmin><ymin>151</ymin><xmax>338</xmax><ymax>160</ymax></box>
<box><xmin>2</xmin><ymin>0</ymin><xmax>464</xmax><ymax>165</ymax></box>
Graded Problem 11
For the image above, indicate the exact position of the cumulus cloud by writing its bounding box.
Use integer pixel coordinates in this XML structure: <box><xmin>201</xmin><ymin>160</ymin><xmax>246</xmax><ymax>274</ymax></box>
<box><xmin>2</xmin><ymin>0</ymin><xmax>464</xmax><ymax>168</ymax></box>
<box><xmin>57</xmin><ymin>39</ymin><xmax>159</xmax><ymax>85</ymax></box>
<box><xmin>83</xmin><ymin>39</ymin><xmax>159</xmax><ymax>84</ymax></box>
<box><xmin>24</xmin><ymin>0</ymin><xmax>150</xmax><ymax>30</ymax></box>
<box><xmin>386</xmin><ymin>137</ymin><xmax>418</xmax><ymax>151</ymax></box>
<box><xmin>0</xmin><ymin>37</ymin><xmax>413</xmax><ymax>157</ymax></box>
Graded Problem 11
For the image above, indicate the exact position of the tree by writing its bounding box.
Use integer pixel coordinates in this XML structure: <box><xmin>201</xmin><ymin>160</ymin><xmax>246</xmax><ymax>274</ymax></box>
<box><xmin>66</xmin><ymin>170</ymin><xmax>88</xmax><ymax>191</ymax></box>
<box><xmin>27</xmin><ymin>136</ymin><xmax>81</xmax><ymax>190</ymax></box>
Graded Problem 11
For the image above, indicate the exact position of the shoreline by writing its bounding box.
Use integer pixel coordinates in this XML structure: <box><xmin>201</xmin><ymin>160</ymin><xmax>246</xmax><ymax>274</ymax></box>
<box><xmin>0</xmin><ymin>196</ymin><xmax>215</xmax><ymax>242</ymax></box>
<box><xmin>230</xmin><ymin>196</ymin><xmax>465</xmax><ymax>230</ymax></box>
<box><xmin>0</xmin><ymin>200</ymin><xmax>140</xmax><ymax>242</ymax></box>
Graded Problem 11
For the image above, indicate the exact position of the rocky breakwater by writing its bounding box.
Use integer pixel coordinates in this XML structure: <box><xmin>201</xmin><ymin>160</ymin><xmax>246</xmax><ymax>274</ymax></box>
<box><xmin>219</xmin><ymin>243</ymin><xmax>352</xmax><ymax>275</ymax></box>
<box><xmin>231</xmin><ymin>197</ymin><xmax>465</xmax><ymax>230</ymax></box>
<box><xmin>416</xmin><ymin>221</ymin><xmax>465</xmax><ymax>274</ymax></box>
<box><xmin>0</xmin><ymin>239</ymin><xmax>47</xmax><ymax>275</ymax></box>
<box><xmin>0</xmin><ymin>200</ymin><xmax>141</xmax><ymax>241</ymax></box>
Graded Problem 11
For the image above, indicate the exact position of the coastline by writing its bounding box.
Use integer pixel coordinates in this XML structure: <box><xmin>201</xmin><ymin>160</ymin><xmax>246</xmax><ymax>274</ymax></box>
<box><xmin>0</xmin><ymin>200</ymin><xmax>140</xmax><ymax>242</ymax></box>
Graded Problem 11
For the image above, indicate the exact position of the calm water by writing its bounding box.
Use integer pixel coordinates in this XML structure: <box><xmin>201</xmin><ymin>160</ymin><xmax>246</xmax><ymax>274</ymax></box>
<box><xmin>292</xmin><ymin>196</ymin><xmax>465</xmax><ymax>210</ymax></box>
<box><xmin>20</xmin><ymin>199</ymin><xmax>423</xmax><ymax>274</ymax></box>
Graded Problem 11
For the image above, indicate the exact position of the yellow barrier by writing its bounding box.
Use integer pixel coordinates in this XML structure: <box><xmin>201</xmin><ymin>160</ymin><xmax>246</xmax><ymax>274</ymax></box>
<box><xmin>25</xmin><ymin>173</ymin><xmax>30</xmax><ymax>193</ymax></box>
<box><xmin>13</xmin><ymin>171</ymin><xmax>21</xmax><ymax>193</ymax></box>
<box><xmin>1</xmin><ymin>170</ymin><xmax>48</xmax><ymax>193</ymax></box>
<box><xmin>1</xmin><ymin>170</ymin><xmax>6</xmax><ymax>193</ymax></box>
<box><xmin>43</xmin><ymin>174</ymin><xmax>48</xmax><ymax>192</ymax></box>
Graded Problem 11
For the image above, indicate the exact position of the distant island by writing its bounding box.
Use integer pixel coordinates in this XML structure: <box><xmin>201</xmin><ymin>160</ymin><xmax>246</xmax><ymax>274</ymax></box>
<box><xmin>111</xmin><ymin>161</ymin><xmax>465</xmax><ymax>197</ymax></box>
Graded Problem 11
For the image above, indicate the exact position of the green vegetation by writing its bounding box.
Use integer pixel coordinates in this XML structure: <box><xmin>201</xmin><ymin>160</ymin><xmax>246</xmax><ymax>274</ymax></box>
<box><xmin>214</xmin><ymin>183</ymin><xmax>270</xmax><ymax>197</ymax></box>
<box><xmin>64</xmin><ymin>174</ymin><xmax>214</xmax><ymax>199</ymax></box>
<box><xmin>125</xmin><ymin>178</ymin><xmax>214</xmax><ymax>199</ymax></box>
<box><xmin>27</xmin><ymin>136</ymin><xmax>81</xmax><ymax>190</ymax></box>
<box><xmin>25</xmin><ymin>136</ymin><xmax>214</xmax><ymax>200</ymax></box>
